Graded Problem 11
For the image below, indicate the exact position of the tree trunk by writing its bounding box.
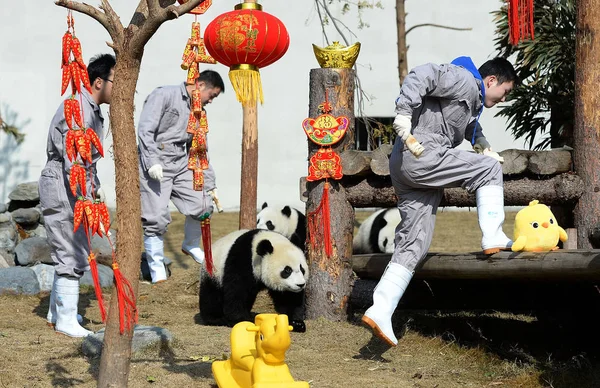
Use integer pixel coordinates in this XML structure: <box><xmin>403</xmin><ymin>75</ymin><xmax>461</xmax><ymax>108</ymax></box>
<box><xmin>98</xmin><ymin>53</ymin><xmax>143</xmax><ymax>388</ymax></box>
<box><xmin>574</xmin><ymin>0</ymin><xmax>600</xmax><ymax>249</ymax></box>
<box><xmin>395</xmin><ymin>0</ymin><xmax>407</xmax><ymax>86</ymax></box>
<box><xmin>305</xmin><ymin>68</ymin><xmax>355</xmax><ymax>321</ymax></box>
<box><xmin>239</xmin><ymin>104</ymin><xmax>258</xmax><ymax>230</ymax></box>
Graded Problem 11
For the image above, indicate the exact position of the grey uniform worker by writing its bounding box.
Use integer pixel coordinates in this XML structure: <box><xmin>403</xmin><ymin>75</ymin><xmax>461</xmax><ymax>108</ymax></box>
<box><xmin>362</xmin><ymin>56</ymin><xmax>518</xmax><ymax>347</ymax></box>
<box><xmin>138</xmin><ymin>70</ymin><xmax>224</xmax><ymax>284</ymax></box>
<box><xmin>39</xmin><ymin>53</ymin><xmax>115</xmax><ymax>338</ymax></box>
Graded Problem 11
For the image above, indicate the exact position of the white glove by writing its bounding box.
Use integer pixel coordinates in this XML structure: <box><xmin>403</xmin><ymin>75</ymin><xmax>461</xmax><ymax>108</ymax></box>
<box><xmin>96</xmin><ymin>187</ymin><xmax>106</xmax><ymax>203</ymax></box>
<box><xmin>148</xmin><ymin>164</ymin><xmax>163</xmax><ymax>181</ymax></box>
<box><xmin>393</xmin><ymin>114</ymin><xmax>412</xmax><ymax>141</ymax></box>
<box><xmin>482</xmin><ymin>147</ymin><xmax>504</xmax><ymax>164</ymax></box>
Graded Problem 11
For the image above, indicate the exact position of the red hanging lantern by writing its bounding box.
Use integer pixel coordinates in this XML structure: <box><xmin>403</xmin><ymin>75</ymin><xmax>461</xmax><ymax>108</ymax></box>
<box><xmin>204</xmin><ymin>0</ymin><xmax>290</xmax><ymax>106</ymax></box>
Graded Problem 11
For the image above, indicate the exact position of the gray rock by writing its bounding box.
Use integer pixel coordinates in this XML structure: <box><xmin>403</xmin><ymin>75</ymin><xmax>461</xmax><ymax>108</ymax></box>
<box><xmin>0</xmin><ymin>212</ymin><xmax>11</xmax><ymax>224</ymax></box>
<box><xmin>80</xmin><ymin>264</ymin><xmax>113</xmax><ymax>288</ymax></box>
<box><xmin>0</xmin><ymin>267</ymin><xmax>41</xmax><ymax>295</ymax></box>
<box><xmin>14</xmin><ymin>237</ymin><xmax>52</xmax><ymax>266</ymax></box>
<box><xmin>0</xmin><ymin>254</ymin><xmax>10</xmax><ymax>269</ymax></box>
<box><xmin>11</xmin><ymin>208</ymin><xmax>40</xmax><ymax>226</ymax></box>
<box><xmin>8</xmin><ymin>182</ymin><xmax>39</xmax><ymax>202</ymax></box>
<box><xmin>30</xmin><ymin>263</ymin><xmax>55</xmax><ymax>292</ymax></box>
<box><xmin>82</xmin><ymin>325</ymin><xmax>173</xmax><ymax>358</ymax></box>
<box><xmin>0</xmin><ymin>226</ymin><xmax>16</xmax><ymax>252</ymax></box>
<box><xmin>38</xmin><ymin>211</ymin><xmax>44</xmax><ymax>225</ymax></box>
<box><xmin>0</xmin><ymin>203</ymin><xmax>6</xmax><ymax>214</ymax></box>
<box><xmin>24</xmin><ymin>224</ymin><xmax>47</xmax><ymax>239</ymax></box>
<box><xmin>0</xmin><ymin>250</ymin><xmax>14</xmax><ymax>266</ymax></box>
<box><xmin>91</xmin><ymin>231</ymin><xmax>116</xmax><ymax>267</ymax></box>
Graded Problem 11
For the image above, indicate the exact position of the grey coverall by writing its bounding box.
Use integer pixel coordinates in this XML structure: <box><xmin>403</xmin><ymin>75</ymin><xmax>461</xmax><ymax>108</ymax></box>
<box><xmin>390</xmin><ymin>62</ymin><xmax>502</xmax><ymax>271</ymax></box>
<box><xmin>138</xmin><ymin>83</ymin><xmax>215</xmax><ymax>237</ymax></box>
<box><xmin>39</xmin><ymin>90</ymin><xmax>103</xmax><ymax>278</ymax></box>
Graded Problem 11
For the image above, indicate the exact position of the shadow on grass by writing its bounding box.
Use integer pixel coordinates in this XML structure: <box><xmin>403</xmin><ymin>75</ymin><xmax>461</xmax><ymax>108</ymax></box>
<box><xmin>350</xmin><ymin>278</ymin><xmax>600</xmax><ymax>388</ymax></box>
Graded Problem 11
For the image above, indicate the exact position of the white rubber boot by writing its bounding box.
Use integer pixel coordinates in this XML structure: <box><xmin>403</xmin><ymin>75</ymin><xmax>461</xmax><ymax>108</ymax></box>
<box><xmin>144</xmin><ymin>235</ymin><xmax>167</xmax><ymax>283</ymax></box>
<box><xmin>362</xmin><ymin>263</ymin><xmax>413</xmax><ymax>346</ymax></box>
<box><xmin>54</xmin><ymin>276</ymin><xmax>92</xmax><ymax>338</ymax></box>
<box><xmin>476</xmin><ymin>185</ymin><xmax>513</xmax><ymax>254</ymax></box>
<box><xmin>47</xmin><ymin>272</ymin><xmax>82</xmax><ymax>327</ymax></box>
<box><xmin>181</xmin><ymin>216</ymin><xmax>205</xmax><ymax>264</ymax></box>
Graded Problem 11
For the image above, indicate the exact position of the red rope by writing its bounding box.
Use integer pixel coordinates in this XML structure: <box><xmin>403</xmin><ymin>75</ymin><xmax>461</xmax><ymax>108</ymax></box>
<box><xmin>307</xmin><ymin>181</ymin><xmax>333</xmax><ymax>258</ymax></box>
<box><xmin>508</xmin><ymin>0</ymin><xmax>534</xmax><ymax>45</ymax></box>
<box><xmin>112</xmin><ymin>263</ymin><xmax>138</xmax><ymax>334</ymax></box>
<box><xmin>201</xmin><ymin>215</ymin><xmax>213</xmax><ymax>275</ymax></box>
<box><xmin>88</xmin><ymin>253</ymin><xmax>107</xmax><ymax>322</ymax></box>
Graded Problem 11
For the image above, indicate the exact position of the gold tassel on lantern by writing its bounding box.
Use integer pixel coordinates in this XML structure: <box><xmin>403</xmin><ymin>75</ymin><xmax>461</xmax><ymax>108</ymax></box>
<box><xmin>229</xmin><ymin>64</ymin><xmax>264</xmax><ymax>106</ymax></box>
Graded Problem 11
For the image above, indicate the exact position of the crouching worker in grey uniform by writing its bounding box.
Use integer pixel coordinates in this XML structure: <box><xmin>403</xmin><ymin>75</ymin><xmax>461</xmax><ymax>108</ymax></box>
<box><xmin>362</xmin><ymin>57</ymin><xmax>518</xmax><ymax>346</ymax></box>
<box><xmin>39</xmin><ymin>53</ymin><xmax>115</xmax><ymax>337</ymax></box>
<box><xmin>138</xmin><ymin>70</ymin><xmax>224</xmax><ymax>284</ymax></box>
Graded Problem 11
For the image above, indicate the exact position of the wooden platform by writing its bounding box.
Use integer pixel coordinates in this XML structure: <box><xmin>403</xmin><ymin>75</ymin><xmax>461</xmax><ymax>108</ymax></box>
<box><xmin>352</xmin><ymin>250</ymin><xmax>600</xmax><ymax>281</ymax></box>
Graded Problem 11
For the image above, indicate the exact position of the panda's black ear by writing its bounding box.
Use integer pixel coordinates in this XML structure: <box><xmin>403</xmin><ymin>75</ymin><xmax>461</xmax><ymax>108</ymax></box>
<box><xmin>262</xmin><ymin>202</ymin><xmax>268</xmax><ymax>209</ymax></box>
<box><xmin>257</xmin><ymin>239</ymin><xmax>274</xmax><ymax>256</ymax></box>
<box><xmin>281</xmin><ymin>206</ymin><xmax>292</xmax><ymax>217</ymax></box>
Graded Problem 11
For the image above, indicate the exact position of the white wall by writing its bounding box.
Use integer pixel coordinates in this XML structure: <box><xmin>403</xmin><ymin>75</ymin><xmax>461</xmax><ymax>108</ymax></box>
<box><xmin>0</xmin><ymin>0</ymin><xmax>524</xmax><ymax>212</ymax></box>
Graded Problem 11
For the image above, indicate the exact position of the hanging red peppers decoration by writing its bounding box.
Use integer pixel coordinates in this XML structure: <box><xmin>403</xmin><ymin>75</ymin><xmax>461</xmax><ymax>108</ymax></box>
<box><xmin>507</xmin><ymin>0</ymin><xmax>534</xmax><ymax>45</ymax></box>
<box><xmin>178</xmin><ymin>0</ymin><xmax>216</xmax><ymax>274</ymax></box>
<box><xmin>302</xmin><ymin>91</ymin><xmax>349</xmax><ymax>257</ymax></box>
<box><xmin>61</xmin><ymin>11</ymin><xmax>137</xmax><ymax>334</ymax></box>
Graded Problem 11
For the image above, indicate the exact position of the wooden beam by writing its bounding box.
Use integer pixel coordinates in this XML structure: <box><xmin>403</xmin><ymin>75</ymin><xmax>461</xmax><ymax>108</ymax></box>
<box><xmin>340</xmin><ymin>148</ymin><xmax>574</xmax><ymax>177</ymax></box>
<box><xmin>341</xmin><ymin>173</ymin><xmax>584</xmax><ymax>208</ymax></box>
<box><xmin>352</xmin><ymin>250</ymin><xmax>600</xmax><ymax>281</ymax></box>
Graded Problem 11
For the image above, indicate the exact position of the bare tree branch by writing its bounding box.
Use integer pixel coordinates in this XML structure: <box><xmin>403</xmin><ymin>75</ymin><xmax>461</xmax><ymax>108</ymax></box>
<box><xmin>147</xmin><ymin>0</ymin><xmax>159</xmax><ymax>15</ymax></box>
<box><xmin>55</xmin><ymin>0</ymin><xmax>114</xmax><ymax>38</ymax></box>
<box><xmin>313</xmin><ymin>0</ymin><xmax>330</xmax><ymax>46</ymax></box>
<box><xmin>405</xmin><ymin>23</ymin><xmax>472</xmax><ymax>36</ymax></box>
<box><xmin>98</xmin><ymin>0</ymin><xmax>125</xmax><ymax>47</ymax></box>
<box><xmin>129</xmin><ymin>0</ymin><xmax>205</xmax><ymax>57</ymax></box>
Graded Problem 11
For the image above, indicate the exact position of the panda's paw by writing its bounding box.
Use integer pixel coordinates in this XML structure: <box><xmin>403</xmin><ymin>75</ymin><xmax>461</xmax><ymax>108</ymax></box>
<box><xmin>290</xmin><ymin>320</ymin><xmax>306</xmax><ymax>333</ymax></box>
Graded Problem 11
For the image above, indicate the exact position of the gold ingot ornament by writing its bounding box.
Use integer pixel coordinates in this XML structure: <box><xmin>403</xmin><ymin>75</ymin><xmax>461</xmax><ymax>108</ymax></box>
<box><xmin>312</xmin><ymin>41</ymin><xmax>361</xmax><ymax>68</ymax></box>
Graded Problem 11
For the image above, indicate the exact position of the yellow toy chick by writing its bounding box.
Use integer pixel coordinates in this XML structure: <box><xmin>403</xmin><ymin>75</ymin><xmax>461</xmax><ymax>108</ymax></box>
<box><xmin>512</xmin><ymin>200</ymin><xmax>568</xmax><ymax>252</ymax></box>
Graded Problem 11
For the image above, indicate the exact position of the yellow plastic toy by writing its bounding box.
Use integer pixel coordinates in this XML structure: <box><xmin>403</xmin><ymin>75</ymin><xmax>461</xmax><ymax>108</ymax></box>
<box><xmin>512</xmin><ymin>200</ymin><xmax>568</xmax><ymax>252</ymax></box>
<box><xmin>212</xmin><ymin>313</ymin><xmax>309</xmax><ymax>388</ymax></box>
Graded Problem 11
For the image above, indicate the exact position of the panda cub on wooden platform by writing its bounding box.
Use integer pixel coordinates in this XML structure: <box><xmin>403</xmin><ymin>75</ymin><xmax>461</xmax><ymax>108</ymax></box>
<box><xmin>353</xmin><ymin>208</ymin><xmax>401</xmax><ymax>254</ymax></box>
<box><xmin>199</xmin><ymin>229</ymin><xmax>309</xmax><ymax>332</ymax></box>
<box><xmin>256</xmin><ymin>202</ymin><xmax>306</xmax><ymax>250</ymax></box>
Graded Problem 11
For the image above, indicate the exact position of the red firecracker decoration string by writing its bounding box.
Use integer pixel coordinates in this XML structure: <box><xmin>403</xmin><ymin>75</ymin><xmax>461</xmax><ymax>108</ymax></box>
<box><xmin>508</xmin><ymin>0</ymin><xmax>534</xmax><ymax>45</ymax></box>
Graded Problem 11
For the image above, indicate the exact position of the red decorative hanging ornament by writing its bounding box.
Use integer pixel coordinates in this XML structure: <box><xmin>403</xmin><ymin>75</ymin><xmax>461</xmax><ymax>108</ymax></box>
<box><xmin>303</xmin><ymin>92</ymin><xmax>349</xmax><ymax>258</ymax></box>
<box><xmin>59</xmin><ymin>11</ymin><xmax>108</xmax><ymax>323</ymax></box>
<box><xmin>179</xmin><ymin>0</ymin><xmax>215</xmax><ymax>270</ymax></box>
<box><xmin>507</xmin><ymin>0</ymin><xmax>535</xmax><ymax>45</ymax></box>
<box><xmin>204</xmin><ymin>0</ymin><xmax>290</xmax><ymax>107</ymax></box>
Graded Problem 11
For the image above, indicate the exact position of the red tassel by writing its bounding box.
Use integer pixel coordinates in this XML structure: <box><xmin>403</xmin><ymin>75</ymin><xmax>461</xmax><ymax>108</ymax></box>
<box><xmin>508</xmin><ymin>0</ymin><xmax>534</xmax><ymax>45</ymax></box>
<box><xmin>112</xmin><ymin>263</ymin><xmax>138</xmax><ymax>334</ymax></box>
<box><xmin>201</xmin><ymin>214</ymin><xmax>213</xmax><ymax>276</ymax></box>
<box><xmin>307</xmin><ymin>181</ymin><xmax>333</xmax><ymax>258</ymax></box>
<box><xmin>88</xmin><ymin>253</ymin><xmax>107</xmax><ymax>322</ymax></box>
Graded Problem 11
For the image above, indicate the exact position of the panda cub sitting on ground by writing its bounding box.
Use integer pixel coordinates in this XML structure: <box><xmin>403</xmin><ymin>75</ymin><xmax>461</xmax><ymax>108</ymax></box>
<box><xmin>256</xmin><ymin>202</ymin><xmax>306</xmax><ymax>249</ymax></box>
<box><xmin>353</xmin><ymin>208</ymin><xmax>401</xmax><ymax>254</ymax></box>
<box><xmin>199</xmin><ymin>229</ymin><xmax>309</xmax><ymax>332</ymax></box>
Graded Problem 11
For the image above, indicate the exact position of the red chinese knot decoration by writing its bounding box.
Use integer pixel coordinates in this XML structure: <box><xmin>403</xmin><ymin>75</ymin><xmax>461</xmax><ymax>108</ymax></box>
<box><xmin>204</xmin><ymin>1</ymin><xmax>290</xmax><ymax>106</ymax></box>
<box><xmin>507</xmin><ymin>0</ymin><xmax>534</xmax><ymax>45</ymax></box>
<box><xmin>303</xmin><ymin>92</ymin><xmax>349</xmax><ymax>257</ymax></box>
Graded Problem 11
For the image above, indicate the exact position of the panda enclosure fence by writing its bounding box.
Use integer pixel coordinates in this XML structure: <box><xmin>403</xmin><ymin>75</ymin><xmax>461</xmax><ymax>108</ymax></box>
<box><xmin>303</xmin><ymin>66</ymin><xmax>600</xmax><ymax>320</ymax></box>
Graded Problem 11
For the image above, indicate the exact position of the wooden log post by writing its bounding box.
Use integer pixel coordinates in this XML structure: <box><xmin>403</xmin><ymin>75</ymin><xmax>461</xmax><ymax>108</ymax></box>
<box><xmin>574</xmin><ymin>1</ymin><xmax>600</xmax><ymax>249</ymax></box>
<box><xmin>239</xmin><ymin>104</ymin><xmax>258</xmax><ymax>229</ymax></box>
<box><xmin>305</xmin><ymin>68</ymin><xmax>355</xmax><ymax>321</ymax></box>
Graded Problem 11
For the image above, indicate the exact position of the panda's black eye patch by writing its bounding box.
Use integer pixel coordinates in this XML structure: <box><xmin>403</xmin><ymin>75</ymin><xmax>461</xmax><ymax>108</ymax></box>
<box><xmin>281</xmin><ymin>266</ymin><xmax>293</xmax><ymax>278</ymax></box>
<box><xmin>300</xmin><ymin>265</ymin><xmax>305</xmax><ymax>275</ymax></box>
<box><xmin>266</xmin><ymin>221</ymin><xmax>275</xmax><ymax>230</ymax></box>
<box><xmin>383</xmin><ymin>238</ymin><xmax>388</xmax><ymax>248</ymax></box>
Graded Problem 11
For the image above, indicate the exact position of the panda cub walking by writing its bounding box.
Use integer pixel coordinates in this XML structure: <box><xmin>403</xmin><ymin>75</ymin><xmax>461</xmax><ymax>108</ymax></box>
<box><xmin>256</xmin><ymin>202</ymin><xmax>306</xmax><ymax>250</ymax></box>
<box><xmin>199</xmin><ymin>229</ymin><xmax>309</xmax><ymax>332</ymax></box>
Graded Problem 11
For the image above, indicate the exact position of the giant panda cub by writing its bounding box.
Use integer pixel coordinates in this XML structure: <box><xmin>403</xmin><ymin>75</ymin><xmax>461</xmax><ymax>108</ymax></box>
<box><xmin>256</xmin><ymin>202</ymin><xmax>306</xmax><ymax>250</ymax></box>
<box><xmin>353</xmin><ymin>208</ymin><xmax>401</xmax><ymax>254</ymax></box>
<box><xmin>199</xmin><ymin>229</ymin><xmax>309</xmax><ymax>332</ymax></box>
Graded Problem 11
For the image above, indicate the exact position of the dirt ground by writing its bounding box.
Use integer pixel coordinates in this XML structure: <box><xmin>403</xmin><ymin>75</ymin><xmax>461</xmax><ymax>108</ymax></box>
<box><xmin>0</xmin><ymin>209</ymin><xmax>599</xmax><ymax>387</ymax></box>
